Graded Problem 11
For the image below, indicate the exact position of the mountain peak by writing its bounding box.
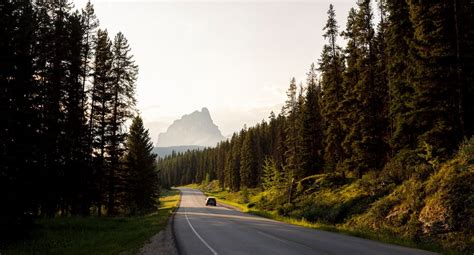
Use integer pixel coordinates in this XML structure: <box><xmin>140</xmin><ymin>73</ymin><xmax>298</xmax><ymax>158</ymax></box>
<box><xmin>157</xmin><ymin>108</ymin><xmax>225</xmax><ymax>147</ymax></box>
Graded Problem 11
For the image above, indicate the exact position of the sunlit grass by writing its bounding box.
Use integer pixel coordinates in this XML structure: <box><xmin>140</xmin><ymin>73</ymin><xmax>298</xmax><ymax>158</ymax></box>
<box><xmin>160</xmin><ymin>189</ymin><xmax>181</xmax><ymax>210</ymax></box>
<box><xmin>2</xmin><ymin>189</ymin><xmax>180</xmax><ymax>255</ymax></box>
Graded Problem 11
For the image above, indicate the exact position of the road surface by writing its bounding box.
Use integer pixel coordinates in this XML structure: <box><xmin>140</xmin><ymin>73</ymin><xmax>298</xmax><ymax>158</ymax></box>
<box><xmin>173</xmin><ymin>188</ymin><xmax>436</xmax><ymax>255</ymax></box>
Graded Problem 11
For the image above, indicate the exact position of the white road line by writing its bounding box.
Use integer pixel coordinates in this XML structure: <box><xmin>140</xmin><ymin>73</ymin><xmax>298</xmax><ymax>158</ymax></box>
<box><xmin>184</xmin><ymin>208</ymin><xmax>218</xmax><ymax>255</ymax></box>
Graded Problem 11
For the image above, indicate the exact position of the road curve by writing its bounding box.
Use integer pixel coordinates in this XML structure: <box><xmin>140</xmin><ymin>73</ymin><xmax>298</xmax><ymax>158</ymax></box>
<box><xmin>173</xmin><ymin>188</ymin><xmax>436</xmax><ymax>255</ymax></box>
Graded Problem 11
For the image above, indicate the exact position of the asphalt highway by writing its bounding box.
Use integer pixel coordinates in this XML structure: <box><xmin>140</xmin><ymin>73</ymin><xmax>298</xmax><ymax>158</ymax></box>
<box><xmin>173</xmin><ymin>188</ymin><xmax>436</xmax><ymax>255</ymax></box>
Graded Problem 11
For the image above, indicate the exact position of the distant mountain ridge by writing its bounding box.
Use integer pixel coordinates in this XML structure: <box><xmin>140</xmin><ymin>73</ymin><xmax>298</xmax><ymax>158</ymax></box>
<box><xmin>156</xmin><ymin>107</ymin><xmax>225</xmax><ymax>147</ymax></box>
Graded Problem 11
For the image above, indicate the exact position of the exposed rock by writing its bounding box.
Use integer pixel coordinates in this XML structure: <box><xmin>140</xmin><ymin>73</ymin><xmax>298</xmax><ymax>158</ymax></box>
<box><xmin>156</xmin><ymin>107</ymin><xmax>225</xmax><ymax>147</ymax></box>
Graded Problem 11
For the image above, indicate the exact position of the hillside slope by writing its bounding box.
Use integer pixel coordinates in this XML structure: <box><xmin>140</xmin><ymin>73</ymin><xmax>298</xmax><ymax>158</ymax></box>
<box><xmin>198</xmin><ymin>139</ymin><xmax>474</xmax><ymax>254</ymax></box>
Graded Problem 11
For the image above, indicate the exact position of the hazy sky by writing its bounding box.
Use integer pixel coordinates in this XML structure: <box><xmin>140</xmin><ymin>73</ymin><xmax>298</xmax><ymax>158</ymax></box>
<box><xmin>74</xmin><ymin>0</ymin><xmax>356</xmax><ymax>144</ymax></box>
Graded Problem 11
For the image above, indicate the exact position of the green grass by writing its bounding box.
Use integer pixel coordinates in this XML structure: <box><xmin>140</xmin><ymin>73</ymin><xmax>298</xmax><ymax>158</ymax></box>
<box><xmin>206</xmin><ymin>190</ymin><xmax>250</xmax><ymax>211</ymax></box>
<box><xmin>1</xmin><ymin>189</ymin><xmax>180</xmax><ymax>255</ymax></box>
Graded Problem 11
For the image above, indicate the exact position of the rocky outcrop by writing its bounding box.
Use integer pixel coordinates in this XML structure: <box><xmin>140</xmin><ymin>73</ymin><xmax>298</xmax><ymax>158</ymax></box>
<box><xmin>156</xmin><ymin>107</ymin><xmax>225</xmax><ymax>147</ymax></box>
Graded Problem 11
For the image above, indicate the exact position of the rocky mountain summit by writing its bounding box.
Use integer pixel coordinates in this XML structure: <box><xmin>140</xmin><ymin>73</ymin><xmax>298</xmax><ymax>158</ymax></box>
<box><xmin>156</xmin><ymin>107</ymin><xmax>225</xmax><ymax>147</ymax></box>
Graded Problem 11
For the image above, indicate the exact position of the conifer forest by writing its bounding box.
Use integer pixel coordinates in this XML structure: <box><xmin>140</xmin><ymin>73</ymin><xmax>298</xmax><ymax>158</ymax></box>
<box><xmin>1</xmin><ymin>0</ymin><xmax>473</xmax><ymax>253</ymax></box>
<box><xmin>1</xmin><ymin>0</ymin><xmax>159</xmax><ymax>235</ymax></box>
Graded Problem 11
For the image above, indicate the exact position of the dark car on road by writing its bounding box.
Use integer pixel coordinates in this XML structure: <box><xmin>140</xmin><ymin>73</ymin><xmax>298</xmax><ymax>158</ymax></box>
<box><xmin>205</xmin><ymin>197</ymin><xmax>217</xmax><ymax>206</ymax></box>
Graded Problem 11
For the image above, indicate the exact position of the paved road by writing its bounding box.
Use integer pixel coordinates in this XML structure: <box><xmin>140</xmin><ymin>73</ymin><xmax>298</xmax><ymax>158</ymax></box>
<box><xmin>173</xmin><ymin>188</ymin><xmax>436</xmax><ymax>255</ymax></box>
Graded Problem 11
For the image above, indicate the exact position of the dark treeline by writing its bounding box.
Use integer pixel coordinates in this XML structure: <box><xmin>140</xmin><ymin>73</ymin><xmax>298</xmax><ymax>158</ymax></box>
<box><xmin>159</xmin><ymin>0</ymin><xmax>474</xmax><ymax>190</ymax></box>
<box><xmin>1</xmin><ymin>0</ymin><xmax>158</xmax><ymax>235</ymax></box>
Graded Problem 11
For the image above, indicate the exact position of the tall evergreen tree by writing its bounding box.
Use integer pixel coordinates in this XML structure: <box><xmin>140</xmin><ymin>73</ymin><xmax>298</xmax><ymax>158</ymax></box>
<box><xmin>406</xmin><ymin>0</ymin><xmax>463</xmax><ymax>157</ymax></box>
<box><xmin>319</xmin><ymin>4</ymin><xmax>345</xmax><ymax>171</ymax></box>
<box><xmin>268</xmin><ymin>112</ymin><xmax>286</xmax><ymax>172</ymax></box>
<box><xmin>81</xmin><ymin>0</ymin><xmax>99</xmax><ymax>115</ymax></box>
<box><xmin>374</xmin><ymin>0</ymin><xmax>390</xmax><ymax>159</ymax></box>
<box><xmin>340</xmin><ymin>7</ymin><xmax>361</xmax><ymax>175</ymax></box>
<box><xmin>90</xmin><ymin>29</ymin><xmax>113</xmax><ymax>215</ymax></box>
<box><xmin>81</xmin><ymin>2</ymin><xmax>100</xmax><ymax>182</ymax></box>
<box><xmin>63</xmin><ymin>11</ymin><xmax>89</xmax><ymax>215</ymax></box>
<box><xmin>240</xmin><ymin>129</ymin><xmax>258</xmax><ymax>188</ymax></box>
<box><xmin>225</xmin><ymin>133</ymin><xmax>241</xmax><ymax>191</ymax></box>
<box><xmin>386</xmin><ymin>0</ymin><xmax>415</xmax><ymax>155</ymax></box>
<box><xmin>0</xmin><ymin>0</ymin><xmax>39</xmax><ymax>233</ymax></box>
<box><xmin>124</xmin><ymin>115</ymin><xmax>159</xmax><ymax>215</ymax></box>
<box><xmin>106</xmin><ymin>32</ymin><xmax>138</xmax><ymax>215</ymax></box>
<box><xmin>299</xmin><ymin>64</ymin><xmax>324</xmax><ymax>177</ymax></box>
<box><xmin>283</xmin><ymin>78</ymin><xmax>300</xmax><ymax>180</ymax></box>
<box><xmin>343</xmin><ymin>0</ymin><xmax>387</xmax><ymax>177</ymax></box>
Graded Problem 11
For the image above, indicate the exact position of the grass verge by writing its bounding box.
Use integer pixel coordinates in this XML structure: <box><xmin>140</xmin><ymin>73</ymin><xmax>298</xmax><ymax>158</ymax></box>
<box><xmin>1</xmin><ymin>189</ymin><xmax>180</xmax><ymax>255</ymax></box>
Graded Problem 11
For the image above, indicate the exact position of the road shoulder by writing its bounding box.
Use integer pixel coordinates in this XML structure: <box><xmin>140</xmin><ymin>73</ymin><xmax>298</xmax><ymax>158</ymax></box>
<box><xmin>138</xmin><ymin>189</ymin><xmax>181</xmax><ymax>255</ymax></box>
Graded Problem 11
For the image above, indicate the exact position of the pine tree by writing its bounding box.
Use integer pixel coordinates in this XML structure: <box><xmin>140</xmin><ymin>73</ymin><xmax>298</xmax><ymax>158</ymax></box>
<box><xmin>0</xmin><ymin>0</ymin><xmax>39</xmax><ymax>233</ymax></box>
<box><xmin>268</xmin><ymin>112</ymin><xmax>286</xmax><ymax>172</ymax></box>
<box><xmin>406</xmin><ymin>0</ymin><xmax>463</xmax><ymax>157</ymax></box>
<box><xmin>340</xmin><ymin>7</ymin><xmax>361</xmax><ymax>175</ymax></box>
<box><xmin>216</xmin><ymin>140</ymin><xmax>230</xmax><ymax>189</ymax></box>
<box><xmin>106</xmin><ymin>32</ymin><xmax>138</xmax><ymax>215</ymax></box>
<box><xmin>342</xmin><ymin>0</ymin><xmax>388</xmax><ymax>177</ymax></box>
<box><xmin>319</xmin><ymin>4</ymin><xmax>345</xmax><ymax>171</ymax></box>
<box><xmin>38</xmin><ymin>0</ymin><xmax>81</xmax><ymax>215</ymax></box>
<box><xmin>283</xmin><ymin>78</ymin><xmax>300</xmax><ymax>180</ymax></box>
<box><xmin>81</xmin><ymin>2</ymin><xmax>100</xmax><ymax>180</ymax></box>
<box><xmin>351</xmin><ymin>0</ymin><xmax>377</xmax><ymax>176</ymax></box>
<box><xmin>63</xmin><ymin>11</ymin><xmax>90</xmax><ymax>215</ymax></box>
<box><xmin>374</xmin><ymin>0</ymin><xmax>390</xmax><ymax>159</ymax></box>
<box><xmin>225</xmin><ymin>133</ymin><xmax>241</xmax><ymax>191</ymax></box>
<box><xmin>240</xmin><ymin>129</ymin><xmax>257</xmax><ymax>188</ymax></box>
<box><xmin>261</xmin><ymin>157</ymin><xmax>283</xmax><ymax>191</ymax></box>
<box><xmin>299</xmin><ymin>64</ymin><xmax>324</xmax><ymax>177</ymax></box>
<box><xmin>81</xmin><ymin>0</ymin><xmax>99</xmax><ymax>115</ymax></box>
<box><xmin>125</xmin><ymin>115</ymin><xmax>159</xmax><ymax>215</ymax></box>
<box><xmin>386</xmin><ymin>0</ymin><xmax>415</xmax><ymax>155</ymax></box>
<box><xmin>91</xmin><ymin>29</ymin><xmax>114</xmax><ymax>215</ymax></box>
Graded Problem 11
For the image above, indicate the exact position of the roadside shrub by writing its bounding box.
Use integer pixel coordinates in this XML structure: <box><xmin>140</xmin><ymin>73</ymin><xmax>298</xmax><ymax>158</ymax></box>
<box><xmin>380</xmin><ymin>150</ymin><xmax>419</xmax><ymax>185</ymax></box>
<box><xmin>300</xmin><ymin>205</ymin><xmax>327</xmax><ymax>222</ymax></box>
<box><xmin>202</xmin><ymin>180</ymin><xmax>220</xmax><ymax>192</ymax></box>
<box><xmin>320</xmin><ymin>173</ymin><xmax>346</xmax><ymax>188</ymax></box>
<box><xmin>240</xmin><ymin>187</ymin><xmax>250</xmax><ymax>204</ymax></box>
<box><xmin>277</xmin><ymin>203</ymin><xmax>294</xmax><ymax>216</ymax></box>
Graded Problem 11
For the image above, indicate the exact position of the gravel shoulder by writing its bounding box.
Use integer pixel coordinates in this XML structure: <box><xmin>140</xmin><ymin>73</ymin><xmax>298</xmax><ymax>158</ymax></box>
<box><xmin>137</xmin><ymin>189</ymin><xmax>181</xmax><ymax>255</ymax></box>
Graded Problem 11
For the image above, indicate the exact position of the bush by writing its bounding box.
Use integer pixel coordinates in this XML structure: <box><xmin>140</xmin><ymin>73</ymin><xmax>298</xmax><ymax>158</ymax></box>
<box><xmin>380</xmin><ymin>150</ymin><xmax>419</xmax><ymax>184</ymax></box>
<box><xmin>277</xmin><ymin>203</ymin><xmax>294</xmax><ymax>216</ymax></box>
<box><xmin>240</xmin><ymin>187</ymin><xmax>250</xmax><ymax>204</ymax></box>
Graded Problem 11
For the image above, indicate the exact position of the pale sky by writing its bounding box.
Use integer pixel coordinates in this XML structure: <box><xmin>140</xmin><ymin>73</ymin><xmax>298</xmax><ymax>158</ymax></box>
<box><xmin>73</xmin><ymin>0</ymin><xmax>356</xmax><ymax>144</ymax></box>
